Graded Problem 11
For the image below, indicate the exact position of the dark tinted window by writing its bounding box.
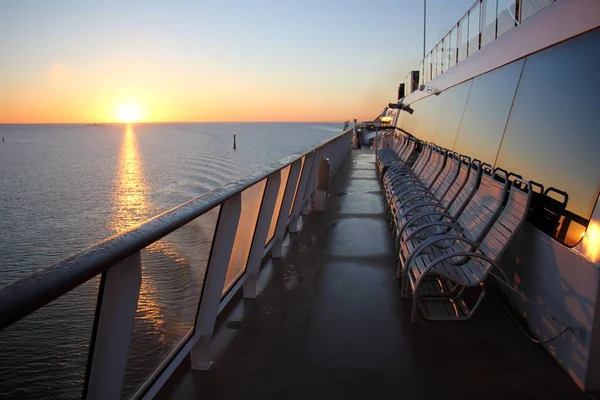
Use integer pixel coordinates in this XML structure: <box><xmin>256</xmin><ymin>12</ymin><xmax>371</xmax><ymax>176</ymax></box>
<box><xmin>453</xmin><ymin>58</ymin><xmax>524</xmax><ymax>164</ymax></box>
<box><xmin>401</xmin><ymin>92</ymin><xmax>445</xmax><ymax>142</ymax></box>
<box><xmin>432</xmin><ymin>80</ymin><xmax>472</xmax><ymax>150</ymax></box>
<box><xmin>496</xmin><ymin>29</ymin><xmax>600</xmax><ymax>240</ymax></box>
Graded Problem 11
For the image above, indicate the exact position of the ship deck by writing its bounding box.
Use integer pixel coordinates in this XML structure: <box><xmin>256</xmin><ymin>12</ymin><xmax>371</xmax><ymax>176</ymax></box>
<box><xmin>159</xmin><ymin>150</ymin><xmax>587</xmax><ymax>400</ymax></box>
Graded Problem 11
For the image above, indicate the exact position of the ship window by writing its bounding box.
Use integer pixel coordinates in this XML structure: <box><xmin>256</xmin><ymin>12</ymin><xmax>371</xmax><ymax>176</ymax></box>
<box><xmin>520</xmin><ymin>0</ymin><xmax>554</xmax><ymax>22</ymax></box>
<box><xmin>497</xmin><ymin>0</ymin><xmax>518</xmax><ymax>38</ymax></box>
<box><xmin>444</xmin><ymin>32</ymin><xmax>452</xmax><ymax>71</ymax></box>
<box><xmin>449</xmin><ymin>25</ymin><xmax>458</xmax><ymax>67</ymax></box>
<box><xmin>467</xmin><ymin>1</ymin><xmax>481</xmax><ymax>56</ymax></box>
<box><xmin>495</xmin><ymin>28</ymin><xmax>600</xmax><ymax>247</ymax></box>
<box><xmin>400</xmin><ymin>93</ymin><xmax>445</xmax><ymax>143</ymax></box>
<box><xmin>432</xmin><ymin>80</ymin><xmax>473</xmax><ymax>150</ymax></box>
<box><xmin>453</xmin><ymin>58</ymin><xmax>524</xmax><ymax>164</ymax></box>
<box><xmin>437</xmin><ymin>41</ymin><xmax>444</xmax><ymax>75</ymax></box>
<box><xmin>482</xmin><ymin>0</ymin><xmax>497</xmax><ymax>47</ymax></box>
<box><xmin>458</xmin><ymin>15</ymin><xmax>469</xmax><ymax>62</ymax></box>
<box><xmin>431</xmin><ymin>46</ymin><xmax>437</xmax><ymax>79</ymax></box>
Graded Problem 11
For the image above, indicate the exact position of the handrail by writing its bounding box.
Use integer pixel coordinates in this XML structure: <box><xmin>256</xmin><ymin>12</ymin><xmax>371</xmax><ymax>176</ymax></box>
<box><xmin>418</xmin><ymin>0</ymin><xmax>557</xmax><ymax>87</ymax></box>
<box><xmin>0</xmin><ymin>128</ymin><xmax>353</xmax><ymax>331</ymax></box>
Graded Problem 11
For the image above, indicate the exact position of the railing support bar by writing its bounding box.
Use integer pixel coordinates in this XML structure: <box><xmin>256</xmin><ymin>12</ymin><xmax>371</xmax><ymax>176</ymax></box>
<box><xmin>289</xmin><ymin>151</ymin><xmax>315</xmax><ymax>233</ymax></box>
<box><xmin>302</xmin><ymin>147</ymin><xmax>324</xmax><ymax>214</ymax></box>
<box><xmin>190</xmin><ymin>194</ymin><xmax>242</xmax><ymax>370</ymax></box>
<box><xmin>243</xmin><ymin>172</ymin><xmax>281</xmax><ymax>298</ymax></box>
<box><xmin>272</xmin><ymin>159</ymin><xmax>303</xmax><ymax>259</ymax></box>
<box><xmin>85</xmin><ymin>252</ymin><xmax>142</xmax><ymax>400</ymax></box>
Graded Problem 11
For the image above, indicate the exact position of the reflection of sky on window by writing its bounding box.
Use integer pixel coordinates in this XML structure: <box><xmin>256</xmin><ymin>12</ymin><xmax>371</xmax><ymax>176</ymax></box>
<box><xmin>431</xmin><ymin>81</ymin><xmax>472</xmax><ymax>150</ymax></box>
<box><xmin>496</xmin><ymin>29</ymin><xmax>600</xmax><ymax>219</ymax></box>
<box><xmin>453</xmin><ymin>59</ymin><xmax>524</xmax><ymax>166</ymax></box>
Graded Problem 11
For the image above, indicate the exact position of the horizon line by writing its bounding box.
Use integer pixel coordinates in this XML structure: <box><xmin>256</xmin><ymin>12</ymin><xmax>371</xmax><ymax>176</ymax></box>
<box><xmin>0</xmin><ymin>120</ymin><xmax>347</xmax><ymax>125</ymax></box>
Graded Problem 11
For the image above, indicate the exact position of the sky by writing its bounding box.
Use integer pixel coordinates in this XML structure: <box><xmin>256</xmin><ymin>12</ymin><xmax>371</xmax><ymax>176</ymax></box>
<box><xmin>0</xmin><ymin>0</ymin><xmax>475</xmax><ymax>123</ymax></box>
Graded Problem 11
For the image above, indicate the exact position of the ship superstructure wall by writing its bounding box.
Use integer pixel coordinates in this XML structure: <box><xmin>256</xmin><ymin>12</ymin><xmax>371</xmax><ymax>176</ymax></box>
<box><xmin>392</xmin><ymin>5</ymin><xmax>600</xmax><ymax>390</ymax></box>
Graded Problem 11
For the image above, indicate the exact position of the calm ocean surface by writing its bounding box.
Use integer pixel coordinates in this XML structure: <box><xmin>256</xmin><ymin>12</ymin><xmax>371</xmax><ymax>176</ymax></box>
<box><xmin>0</xmin><ymin>122</ymin><xmax>342</xmax><ymax>399</ymax></box>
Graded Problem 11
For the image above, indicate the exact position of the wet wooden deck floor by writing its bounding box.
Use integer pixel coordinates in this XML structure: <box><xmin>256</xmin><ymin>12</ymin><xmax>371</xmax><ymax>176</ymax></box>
<box><xmin>159</xmin><ymin>150</ymin><xmax>586</xmax><ymax>400</ymax></box>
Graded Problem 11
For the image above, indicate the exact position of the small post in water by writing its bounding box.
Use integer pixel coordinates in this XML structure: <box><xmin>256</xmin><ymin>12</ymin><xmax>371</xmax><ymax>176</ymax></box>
<box><xmin>233</xmin><ymin>134</ymin><xmax>237</xmax><ymax>149</ymax></box>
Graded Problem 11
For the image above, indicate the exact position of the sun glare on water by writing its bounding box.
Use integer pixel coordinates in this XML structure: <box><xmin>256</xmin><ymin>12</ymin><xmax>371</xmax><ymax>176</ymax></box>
<box><xmin>117</xmin><ymin>104</ymin><xmax>142</xmax><ymax>123</ymax></box>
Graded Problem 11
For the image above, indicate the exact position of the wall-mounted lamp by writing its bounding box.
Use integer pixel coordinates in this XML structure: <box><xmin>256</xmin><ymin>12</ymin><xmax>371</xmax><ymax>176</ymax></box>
<box><xmin>419</xmin><ymin>84</ymin><xmax>441</xmax><ymax>95</ymax></box>
<box><xmin>388</xmin><ymin>102</ymin><xmax>414</xmax><ymax>115</ymax></box>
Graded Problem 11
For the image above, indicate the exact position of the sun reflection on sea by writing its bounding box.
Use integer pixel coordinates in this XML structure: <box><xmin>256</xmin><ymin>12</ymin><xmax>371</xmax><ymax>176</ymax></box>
<box><xmin>109</xmin><ymin>124</ymin><xmax>176</xmax><ymax>334</ymax></box>
<box><xmin>109</xmin><ymin>124</ymin><xmax>149</xmax><ymax>233</ymax></box>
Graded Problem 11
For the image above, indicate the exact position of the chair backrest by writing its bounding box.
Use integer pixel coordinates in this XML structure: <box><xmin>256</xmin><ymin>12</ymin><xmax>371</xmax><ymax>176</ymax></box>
<box><xmin>447</xmin><ymin>159</ymin><xmax>481</xmax><ymax>217</ymax></box>
<box><xmin>418</xmin><ymin>147</ymin><xmax>445</xmax><ymax>186</ymax></box>
<box><xmin>430</xmin><ymin>151</ymin><xmax>460</xmax><ymax>197</ymax></box>
<box><xmin>392</xmin><ymin>136</ymin><xmax>405</xmax><ymax>154</ymax></box>
<box><xmin>438</xmin><ymin>155</ymin><xmax>470</xmax><ymax>210</ymax></box>
<box><xmin>412</xmin><ymin>143</ymin><xmax>432</xmax><ymax>176</ymax></box>
<box><xmin>426</xmin><ymin>148</ymin><xmax>448</xmax><ymax>190</ymax></box>
<box><xmin>399</xmin><ymin>138</ymin><xmax>416</xmax><ymax>162</ymax></box>
<box><xmin>479</xmin><ymin>178</ymin><xmax>532</xmax><ymax>261</ymax></box>
<box><xmin>393</xmin><ymin>135</ymin><xmax>408</xmax><ymax>157</ymax></box>
<box><xmin>458</xmin><ymin>166</ymin><xmax>510</xmax><ymax>244</ymax></box>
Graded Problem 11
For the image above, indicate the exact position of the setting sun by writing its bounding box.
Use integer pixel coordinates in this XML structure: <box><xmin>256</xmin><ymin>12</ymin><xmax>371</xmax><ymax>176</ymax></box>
<box><xmin>117</xmin><ymin>104</ymin><xmax>142</xmax><ymax>123</ymax></box>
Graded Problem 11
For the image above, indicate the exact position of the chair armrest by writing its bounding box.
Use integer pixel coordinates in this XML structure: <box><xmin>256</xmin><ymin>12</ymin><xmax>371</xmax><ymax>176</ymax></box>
<box><xmin>404</xmin><ymin>235</ymin><xmax>479</xmax><ymax>272</ymax></box>
<box><xmin>397</xmin><ymin>211</ymin><xmax>458</xmax><ymax>239</ymax></box>
<box><xmin>397</xmin><ymin>200</ymin><xmax>448</xmax><ymax>220</ymax></box>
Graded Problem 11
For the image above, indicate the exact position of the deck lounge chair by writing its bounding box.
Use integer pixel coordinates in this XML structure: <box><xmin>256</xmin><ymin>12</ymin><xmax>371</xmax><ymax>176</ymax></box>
<box><xmin>397</xmin><ymin>166</ymin><xmax>509</xmax><ymax>297</ymax></box>
<box><xmin>388</xmin><ymin>151</ymin><xmax>460</xmax><ymax>225</ymax></box>
<box><xmin>405</xmin><ymin>178</ymin><xmax>532</xmax><ymax>321</ymax></box>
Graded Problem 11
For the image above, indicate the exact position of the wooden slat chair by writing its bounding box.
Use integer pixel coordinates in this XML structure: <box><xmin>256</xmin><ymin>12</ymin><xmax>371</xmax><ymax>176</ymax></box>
<box><xmin>381</xmin><ymin>142</ymin><xmax>431</xmax><ymax>188</ymax></box>
<box><xmin>379</xmin><ymin>138</ymin><xmax>424</xmax><ymax>182</ymax></box>
<box><xmin>385</xmin><ymin>147</ymin><xmax>447</xmax><ymax>211</ymax></box>
<box><xmin>388</xmin><ymin>151</ymin><xmax>460</xmax><ymax>225</ymax></box>
<box><xmin>397</xmin><ymin>166</ymin><xmax>508</xmax><ymax>298</ymax></box>
<box><xmin>381</xmin><ymin>143</ymin><xmax>433</xmax><ymax>215</ymax></box>
<box><xmin>376</xmin><ymin>135</ymin><xmax>416</xmax><ymax>179</ymax></box>
<box><xmin>393</xmin><ymin>159</ymin><xmax>481</xmax><ymax>255</ymax></box>
<box><xmin>376</xmin><ymin>137</ymin><xmax>406</xmax><ymax>172</ymax></box>
<box><xmin>389</xmin><ymin>153</ymin><xmax>466</xmax><ymax>243</ymax></box>
<box><xmin>383</xmin><ymin>145</ymin><xmax>442</xmax><ymax>225</ymax></box>
<box><xmin>406</xmin><ymin>178</ymin><xmax>532</xmax><ymax>322</ymax></box>
<box><xmin>383</xmin><ymin>148</ymin><xmax>431</xmax><ymax>214</ymax></box>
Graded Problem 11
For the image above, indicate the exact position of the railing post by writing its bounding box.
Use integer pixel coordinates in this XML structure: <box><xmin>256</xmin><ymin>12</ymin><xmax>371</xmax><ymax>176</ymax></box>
<box><xmin>272</xmin><ymin>159</ymin><xmax>302</xmax><ymax>258</ymax></box>
<box><xmin>314</xmin><ymin>158</ymin><xmax>330</xmax><ymax>212</ymax></box>
<box><xmin>191</xmin><ymin>194</ymin><xmax>242</xmax><ymax>370</ymax></box>
<box><xmin>85</xmin><ymin>252</ymin><xmax>142</xmax><ymax>400</ymax></box>
<box><xmin>289</xmin><ymin>151</ymin><xmax>315</xmax><ymax>233</ymax></box>
<box><xmin>302</xmin><ymin>147</ymin><xmax>324</xmax><ymax>215</ymax></box>
<box><xmin>243</xmin><ymin>172</ymin><xmax>281</xmax><ymax>299</ymax></box>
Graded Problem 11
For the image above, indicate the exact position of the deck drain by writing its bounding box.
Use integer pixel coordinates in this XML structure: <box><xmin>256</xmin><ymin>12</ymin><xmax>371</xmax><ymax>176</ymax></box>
<box><xmin>225</xmin><ymin>321</ymin><xmax>242</xmax><ymax>330</ymax></box>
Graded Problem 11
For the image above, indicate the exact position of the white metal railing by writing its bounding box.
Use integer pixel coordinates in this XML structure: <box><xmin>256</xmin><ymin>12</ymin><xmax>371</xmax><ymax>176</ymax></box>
<box><xmin>419</xmin><ymin>0</ymin><xmax>557</xmax><ymax>87</ymax></box>
<box><xmin>0</xmin><ymin>128</ymin><xmax>353</xmax><ymax>399</ymax></box>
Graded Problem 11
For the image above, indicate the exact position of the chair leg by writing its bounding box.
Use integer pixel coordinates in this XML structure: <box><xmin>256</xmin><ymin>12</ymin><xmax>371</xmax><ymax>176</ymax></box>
<box><xmin>411</xmin><ymin>282</ymin><xmax>419</xmax><ymax>323</ymax></box>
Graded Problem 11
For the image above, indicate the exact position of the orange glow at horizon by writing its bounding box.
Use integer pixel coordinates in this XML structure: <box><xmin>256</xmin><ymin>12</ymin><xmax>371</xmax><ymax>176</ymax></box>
<box><xmin>0</xmin><ymin>59</ymin><xmax>391</xmax><ymax>124</ymax></box>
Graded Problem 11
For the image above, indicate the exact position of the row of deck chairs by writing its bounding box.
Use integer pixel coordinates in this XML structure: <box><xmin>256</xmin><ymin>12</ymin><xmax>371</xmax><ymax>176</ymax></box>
<box><xmin>376</xmin><ymin>135</ymin><xmax>532</xmax><ymax>322</ymax></box>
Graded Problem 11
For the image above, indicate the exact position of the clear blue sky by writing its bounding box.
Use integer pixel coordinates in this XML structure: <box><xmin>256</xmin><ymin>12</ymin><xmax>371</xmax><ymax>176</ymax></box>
<box><xmin>0</xmin><ymin>0</ymin><xmax>475</xmax><ymax>123</ymax></box>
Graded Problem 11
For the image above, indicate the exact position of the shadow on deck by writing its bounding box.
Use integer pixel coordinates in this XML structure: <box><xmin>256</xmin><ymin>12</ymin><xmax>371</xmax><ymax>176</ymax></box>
<box><xmin>159</xmin><ymin>150</ymin><xmax>586</xmax><ymax>400</ymax></box>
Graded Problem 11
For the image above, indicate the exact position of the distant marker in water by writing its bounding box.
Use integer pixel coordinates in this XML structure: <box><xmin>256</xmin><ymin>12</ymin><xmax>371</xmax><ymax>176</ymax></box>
<box><xmin>233</xmin><ymin>134</ymin><xmax>237</xmax><ymax>149</ymax></box>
